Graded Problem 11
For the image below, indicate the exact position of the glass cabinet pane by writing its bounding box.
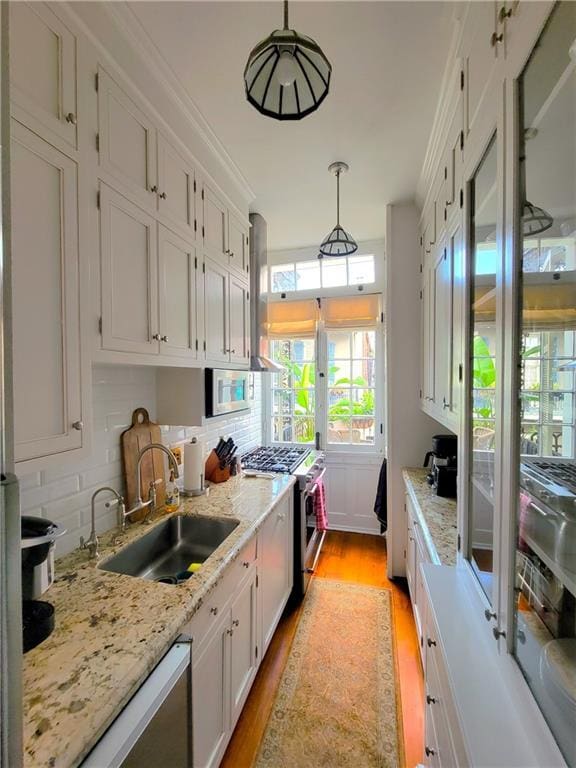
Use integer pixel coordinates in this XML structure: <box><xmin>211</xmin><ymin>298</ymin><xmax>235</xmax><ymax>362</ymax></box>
<box><xmin>467</xmin><ymin>135</ymin><xmax>498</xmax><ymax>604</ymax></box>
<box><xmin>514</xmin><ymin>5</ymin><xmax>576</xmax><ymax>766</ymax></box>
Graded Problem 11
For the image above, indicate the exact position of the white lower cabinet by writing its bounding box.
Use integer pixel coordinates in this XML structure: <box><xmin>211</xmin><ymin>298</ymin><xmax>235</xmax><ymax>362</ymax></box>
<box><xmin>186</xmin><ymin>491</ymin><xmax>293</xmax><ymax>768</ymax></box>
<box><xmin>405</xmin><ymin>493</ymin><xmax>433</xmax><ymax>660</ymax></box>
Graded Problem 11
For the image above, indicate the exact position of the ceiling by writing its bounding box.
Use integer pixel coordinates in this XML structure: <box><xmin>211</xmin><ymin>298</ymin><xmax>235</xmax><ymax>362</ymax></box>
<box><xmin>126</xmin><ymin>1</ymin><xmax>453</xmax><ymax>250</ymax></box>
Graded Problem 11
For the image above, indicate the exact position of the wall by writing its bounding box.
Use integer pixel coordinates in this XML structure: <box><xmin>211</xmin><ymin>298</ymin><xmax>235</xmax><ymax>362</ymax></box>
<box><xmin>19</xmin><ymin>365</ymin><xmax>262</xmax><ymax>557</ymax></box>
<box><xmin>385</xmin><ymin>203</ymin><xmax>445</xmax><ymax>577</ymax></box>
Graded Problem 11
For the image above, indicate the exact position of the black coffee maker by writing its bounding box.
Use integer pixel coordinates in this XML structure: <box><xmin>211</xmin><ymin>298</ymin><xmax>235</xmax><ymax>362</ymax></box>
<box><xmin>424</xmin><ymin>434</ymin><xmax>458</xmax><ymax>498</ymax></box>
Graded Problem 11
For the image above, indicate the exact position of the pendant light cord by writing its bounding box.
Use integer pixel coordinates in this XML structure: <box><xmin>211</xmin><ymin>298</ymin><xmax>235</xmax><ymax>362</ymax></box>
<box><xmin>336</xmin><ymin>168</ymin><xmax>340</xmax><ymax>226</ymax></box>
<box><xmin>283</xmin><ymin>0</ymin><xmax>289</xmax><ymax>30</ymax></box>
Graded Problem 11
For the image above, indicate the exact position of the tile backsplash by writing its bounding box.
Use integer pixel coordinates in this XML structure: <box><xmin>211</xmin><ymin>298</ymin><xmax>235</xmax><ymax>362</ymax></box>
<box><xmin>19</xmin><ymin>365</ymin><xmax>263</xmax><ymax>557</ymax></box>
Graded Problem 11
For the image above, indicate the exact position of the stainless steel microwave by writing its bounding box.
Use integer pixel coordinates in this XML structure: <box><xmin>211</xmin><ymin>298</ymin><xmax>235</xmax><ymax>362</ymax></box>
<box><xmin>205</xmin><ymin>369</ymin><xmax>251</xmax><ymax>418</ymax></box>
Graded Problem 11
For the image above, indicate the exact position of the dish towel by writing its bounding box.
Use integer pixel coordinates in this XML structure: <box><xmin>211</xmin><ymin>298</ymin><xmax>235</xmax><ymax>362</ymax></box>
<box><xmin>313</xmin><ymin>478</ymin><xmax>328</xmax><ymax>532</ymax></box>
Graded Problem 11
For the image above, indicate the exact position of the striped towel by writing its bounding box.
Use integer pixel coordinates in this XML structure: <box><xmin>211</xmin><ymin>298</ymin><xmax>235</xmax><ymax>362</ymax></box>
<box><xmin>313</xmin><ymin>478</ymin><xmax>328</xmax><ymax>532</ymax></box>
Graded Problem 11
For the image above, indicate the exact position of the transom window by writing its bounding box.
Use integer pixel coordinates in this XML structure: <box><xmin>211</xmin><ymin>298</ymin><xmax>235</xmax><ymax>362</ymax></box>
<box><xmin>270</xmin><ymin>254</ymin><xmax>375</xmax><ymax>293</ymax></box>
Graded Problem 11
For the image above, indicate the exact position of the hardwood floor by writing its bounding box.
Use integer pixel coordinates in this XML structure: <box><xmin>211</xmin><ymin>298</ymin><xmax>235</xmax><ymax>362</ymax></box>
<box><xmin>220</xmin><ymin>531</ymin><xmax>424</xmax><ymax>768</ymax></box>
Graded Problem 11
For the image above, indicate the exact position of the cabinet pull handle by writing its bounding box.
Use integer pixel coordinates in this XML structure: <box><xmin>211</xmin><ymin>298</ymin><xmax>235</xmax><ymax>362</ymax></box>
<box><xmin>65</xmin><ymin>112</ymin><xmax>77</xmax><ymax>125</ymax></box>
<box><xmin>498</xmin><ymin>5</ymin><xmax>512</xmax><ymax>22</ymax></box>
<box><xmin>425</xmin><ymin>746</ymin><xmax>436</xmax><ymax>757</ymax></box>
<box><xmin>159</xmin><ymin>191</ymin><xmax>167</xmax><ymax>199</ymax></box>
<box><xmin>427</xmin><ymin>637</ymin><xmax>437</xmax><ymax>647</ymax></box>
<box><xmin>152</xmin><ymin>333</ymin><xmax>161</xmax><ymax>341</ymax></box>
<box><xmin>426</xmin><ymin>694</ymin><xmax>437</xmax><ymax>705</ymax></box>
<box><xmin>210</xmin><ymin>606</ymin><xmax>218</xmax><ymax>616</ymax></box>
<box><xmin>150</xmin><ymin>186</ymin><xmax>158</xmax><ymax>193</ymax></box>
<box><xmin>161</xmin><ymin>335</ymin><xmax>168</xmax><ymax>342</ymax></box>
<box><xmin>72</xmin><ymin>421</ymin><xmax>83</xmax><ymax>431</ymax></box>
<box><xmin>491</xmin><ymin>31</ymin><xmax>504</xmax><ymax>46</ymax></box>
<box><xmin>232</xmin><ymin>619</ymin><xmax>240</xmax><ymax>628</ymax></box>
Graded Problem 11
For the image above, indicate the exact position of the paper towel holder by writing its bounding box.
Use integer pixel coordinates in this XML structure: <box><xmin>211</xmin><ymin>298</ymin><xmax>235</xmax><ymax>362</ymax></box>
<box><xmin>182</xmin><ymin>473</ymin><xmax>209</xmax><ymax>497</ymax></box>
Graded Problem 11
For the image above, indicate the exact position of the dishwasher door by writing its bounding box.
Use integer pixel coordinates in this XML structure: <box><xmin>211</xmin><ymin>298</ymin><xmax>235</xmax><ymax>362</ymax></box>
<box><xmin>81</xmin><ymin>642</ymin><xmax>191</xmax><ymax>768</ymax></box>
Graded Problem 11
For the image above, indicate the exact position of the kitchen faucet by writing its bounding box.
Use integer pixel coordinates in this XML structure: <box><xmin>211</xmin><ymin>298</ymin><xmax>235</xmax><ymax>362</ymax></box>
<box><xmin>128</xmin><ymin>443</ymin><xmax>180</xmax><ymax>524</ymax></box>
<box><xmin>80</xmin><ymin>486</ymin><xmax>125</xmax><ymax>560</ymax></box>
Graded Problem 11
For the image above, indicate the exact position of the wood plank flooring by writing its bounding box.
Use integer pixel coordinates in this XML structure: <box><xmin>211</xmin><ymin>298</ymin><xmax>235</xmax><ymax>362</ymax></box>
<box><xmin>220</xmin><ymin>531</ymin><xmax>424</xmax><ymax>768</ymax></box>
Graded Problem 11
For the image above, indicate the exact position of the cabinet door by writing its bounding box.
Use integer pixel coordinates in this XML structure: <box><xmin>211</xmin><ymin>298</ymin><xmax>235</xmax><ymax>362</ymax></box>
<box><xmin>433</xmin><ymin>242</ymin><xmax>452</xmax><ymax>413</ymax></box>
<box><xmin>448</xmin><ymin>221</ymin><xmax>464</xmax><ymax>423</ymax></box>
<box><xmin>229</xmin><ymin>566</ymin><xmax>258</xmax><ymax>728</ymax></box>
<box><xmin>100</xmin><ymin>184</ymin><xmax>159</xmax><ymax>354</ymax></box>
<box><xmin>228</xmin><ymin>275</ymin><xmax>249</xmax><ymax>365</ymax></box>
<box><xmin>202</xmin><ymin>183</ymin><xmax>227</xmax><ymax>262</ymax></box>
<box><xmin>157</xmin><ymin>133</ymin><xmax>195</xmax><ymax>238</ymax></box>
<box><xmin>191</xmin><ymin>612</ymin><xmax>230</xmax><ymax>768</ymax></box>
<box><xmin>97</xmin><ymin>68</ymin><xmax>157</xmax><ymax>207</ymax></box>
<box><xmin>203</xmin><ymin>257</ymin><xmax>229</xmax><ymax>363</ymax></box>
<box><xmin>9</xmin><ymin>3</ymin><xmax>77</xmax><ymax>149</ymax></box>
<box><xmin>421</xmin><ymin>262</ymin><xmax>436</xmax><ymax>405</ymax></box>
<box><xmin>463</xmin><ymin>2</ymin><xmax>499</xmax><ymax>140</ymax></box>
<box><xmin>228</xmin><ymin>212</ymin><xmax>249</xmax><ymax>276</ymax></box>
<box><xmin>260</xmin><ymin>495</ymin><xmax>292</xmax><ymax>652</ymax></box>
<box><xmin>158</xmin><ymin>225</ymin><xmax>198</xmax><ymax>359</ymax></box>
<box><xmin>11</xmin><ymin>121</ymin><xmax>83</xmax><ymax>462</ymax></box>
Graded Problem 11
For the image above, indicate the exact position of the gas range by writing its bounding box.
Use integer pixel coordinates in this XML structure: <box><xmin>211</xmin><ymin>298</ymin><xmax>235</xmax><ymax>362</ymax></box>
<box><xmin>241</xmin><ymin>446</ymin><xmax>324</xmax><ymax>489</ymax></box>
<box><xmin>521</xmin><ymin>459</ymin><xmax>576</xmax><ymax>519</ymax></box>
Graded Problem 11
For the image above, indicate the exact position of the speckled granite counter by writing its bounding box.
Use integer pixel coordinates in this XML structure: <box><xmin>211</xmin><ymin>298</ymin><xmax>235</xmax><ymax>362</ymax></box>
<box><xmin>22</xmin><ymin>474</ymin><xmax>295</xmax><ymax>768</ymax></box>
<box><xmin>402</xmin><ymin>468</ymin><xmax>458</xmax><ymax>566</ymax></box>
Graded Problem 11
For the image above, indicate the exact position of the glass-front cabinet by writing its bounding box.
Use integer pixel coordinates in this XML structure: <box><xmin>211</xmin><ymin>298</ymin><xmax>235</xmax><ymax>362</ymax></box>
<box><xmin>512</xmin><ymin>5</ymin><xmax>576</xmax><ymax>765</ymax></box>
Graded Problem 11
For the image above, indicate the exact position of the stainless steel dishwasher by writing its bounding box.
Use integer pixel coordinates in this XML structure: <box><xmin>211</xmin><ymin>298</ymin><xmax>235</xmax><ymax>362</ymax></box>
<box><xmin>81</xmin><ymin>641</ymin><xmax>191</xmax><ymax>768</ymax></box>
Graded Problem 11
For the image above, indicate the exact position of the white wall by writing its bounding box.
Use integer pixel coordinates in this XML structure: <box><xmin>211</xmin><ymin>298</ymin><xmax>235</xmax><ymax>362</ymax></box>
<box><xmin>19</xmin><ymin>365</ymin><xmax>262</xmax><ymax>557</ymax></box>
<box><xmin>385</xmin><ymin>203</ymin><xmax>445</xmax><ymax>577</ymax></box>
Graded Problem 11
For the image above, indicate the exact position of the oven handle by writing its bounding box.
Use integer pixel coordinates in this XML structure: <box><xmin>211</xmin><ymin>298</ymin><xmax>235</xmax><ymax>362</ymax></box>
<box><xmin>304</xmin><ymin>467</ymin><xmax>327</xmax><ymax>499</ymax></box>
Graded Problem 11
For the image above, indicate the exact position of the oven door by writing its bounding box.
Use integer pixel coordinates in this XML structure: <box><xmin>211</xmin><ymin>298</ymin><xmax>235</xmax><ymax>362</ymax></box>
<box><xmin>302</xmin><ymin>469</ymin><xmax>327</xmax><ymax>592</ymax></box>
<box><xmin>205</xmin><ymin>369</ymin><xmax>251</xmax><ymax>417</ymax></box>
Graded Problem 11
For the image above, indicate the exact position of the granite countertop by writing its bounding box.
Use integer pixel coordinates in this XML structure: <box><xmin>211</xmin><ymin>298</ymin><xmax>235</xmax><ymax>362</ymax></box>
<box><xmin>22</xmin><ymin>473</ymin><xmax>295</xmax><ymax>768</ymax></box>
<box><xmin>402</xmin><ymin>468</ymin><xmax>458</xmax><ymax>566</ymax></box>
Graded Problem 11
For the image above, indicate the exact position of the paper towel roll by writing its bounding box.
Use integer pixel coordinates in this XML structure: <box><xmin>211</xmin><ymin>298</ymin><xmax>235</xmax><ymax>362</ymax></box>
<box><xmin>184</xmin><ymin>438</ymin><xmax>204</xmax><ymax>493</ymax></box>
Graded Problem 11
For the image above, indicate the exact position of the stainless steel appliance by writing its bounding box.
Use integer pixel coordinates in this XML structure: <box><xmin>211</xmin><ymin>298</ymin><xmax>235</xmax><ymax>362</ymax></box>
<box><xmin>205</xmin><ymin>369</ymin><xmax>251</xmax><ymax>418</ymax></box>
<box><xmin>241</xmin><ymin>445</ymin><xmax>326</xmax><ymax>600</ymax></box>
<box><xmin>1</xmin><ymin>5</ymin><xmax>23</xmax><ymax>763</ymax></box>
<box><xmin>424</xmin><ymin>434</ymin><xmax>458</xmax><ymax>498</ymax></box>
<box><xmin>80</xmin><ymin>641</ymin><xmax>191</xmax><ymax>768</ymax></box>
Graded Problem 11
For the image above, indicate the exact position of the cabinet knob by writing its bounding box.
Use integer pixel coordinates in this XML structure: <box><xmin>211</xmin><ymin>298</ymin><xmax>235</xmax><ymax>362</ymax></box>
<box><xmin>159</xmin><ymin>191</ymin><xmax>167</xmax><ymax>200</ymax></box>
<box><xmin>277</xmin><ymin>512</ymin><xmax>285</xmax><ymax>520</ymax></box>
<box><xmin>161</xmin><ymin>335</ymin><xmax>168</xmax><ymax>342</ymax></box>
<box><xmin>493</xmin><ymin>627</ymin><xmax>506</xmax><ymax>640</ymax></box>
<box><xmin>65</xmin><ymin>112</ymin><xmax>77</xmax><ymax>125</ymax></box>
<box><xmin>210</xmin><ymin>606</ymin><xmax>218</xmax><ymax>616</ymax></box>
<box><xmin>242</xmin><ymin>561</ymin><xmax>250</xmax><ymax>568</ymax></box>
<box><xmin>484</xmin><ymin>608</ymin><xmax>497</xmax><ymax>622</ymax></box>
<box><xmin>425</xmin><ymin>746</ymin><xmax>436</xmax><ymax>757</ymax></box>
<box><xmin>72</xmin><ymin>421</ymin><xmax>83</xmax><ymax>431</ymax></box>
<box><xmin>498</xmin><ymin>5</ymin><xmax>512</xmax><ymax>22</ymax></box>
<box><xmin>152</xmin><ymin>333</ymin><xmax>161</xmax><ymax>340</ymax></box>
<box><xmin>150</xmin><ymin>186</ymin><xmax>158</xmax><ymax>194</ymax></box>
<box><xmin>231</xmin><ymin>349</ymin><xmax>236</xmax><ymax>355</ymax></box>
<box><xmin>426</xmin><ymin>694</ymin><xmax>437</xmax><ymax>705</ymax></box>
<box><xmin>227</xmin><ymin>628</ymin><xmax>234</xmax><ymax>636</ymax></box>
<box><xmin>491</xmin><ymin>31</ymin><xmax>504</xmax><ymax>46</ymax></box>
<box><xmin>232</xmin><ymin>619</ymin><xmax>240</xmax><ymax>628</ymax></box>
<box><xmin>230</xmin><ymin>251</ymin><xmax>235</xmax><ymax>258</ymax></box>
<box><xmin>225</xmin><ymin>249</ymin><xmax>231</xmax><ymax>255</ymax></box>
<box><xmin>427</xmin><ymin>637</ymin><xmax>437</xmax><ymax>648</ymax></box>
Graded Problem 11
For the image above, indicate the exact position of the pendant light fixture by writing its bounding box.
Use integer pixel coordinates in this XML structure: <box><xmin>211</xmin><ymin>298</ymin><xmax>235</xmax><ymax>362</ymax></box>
<box><xmin>522</xmin><ymin>200</ymin><xmax>553</xmax><ymax>236</ymax></box>
<box><xmin>318</xmin><ymin>162</ymin><xmax>358</xmax><ymax>258</ymax></box>
<box><xmin>244</xmin><ymin>0</ymin><xmax>331</xmax><ymax>121</ymax></box>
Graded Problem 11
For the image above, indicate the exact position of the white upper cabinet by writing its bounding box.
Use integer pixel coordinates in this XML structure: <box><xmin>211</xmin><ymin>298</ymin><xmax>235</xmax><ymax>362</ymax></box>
<box><xmin>432</xmin><ymin>240</ymin><xmax>452</xmax><ymax>416</ymax></box>
<box><xmin>158</xmin><ymin>225</ymin><xmax>198</xmax><ymax>360</ymax></box>
<box><xmin>228</xmin><ymin>211</ymin><xmax>249</xmax><ymax>277</ymax></box>
<box><xmin>9</xmin><ymin>2</ymin><xmax>77</xmax><ymax>151</ymax></box>
<box><xmin>11</xmin><ymin>120</ymin><xmax>83</xmax><ymax>463</ymax></box>
<box><xmin>99</xmin><ymin>184</ymin><xmax>159</xmax><ymax>355</ymax></box>
<box><xmin>229</xmin><ymin>275</ymin><xmax>250</xmax><ymax>364</ymax></box>
<box><xmin>462</xmin><ymin>2</ymin><xmax>499</xmax><ymax>142</ymax></box>
<box><xmin>202</xmin><ymin>182</ymin><xmax>228</xmax><ymax>261</ymax></box>
<box><xmin>97</xmin><ymin>68</ymin><xmax>158</xmax><ymax>207</ymax></box>
<box><xmin>203</xmin><ymin>257</ymin><xmax>229</xmax><ymax>363</ymax></box>
<box><xmin>157</xmin><ymin>133</ymin><xmax>196</xmax><ymax>238</ymax></box>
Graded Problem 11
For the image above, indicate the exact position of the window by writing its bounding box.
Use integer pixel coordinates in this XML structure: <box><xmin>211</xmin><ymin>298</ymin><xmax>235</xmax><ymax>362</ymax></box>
<box><xmin>270</xmin><ymin>339</ymin><xmax>316</xmax><ymax>444</ymax></box>
<box><xmin>269</xmin><ymin>254</ymin><xmax>376</xmax><ymax>293</ymax></box>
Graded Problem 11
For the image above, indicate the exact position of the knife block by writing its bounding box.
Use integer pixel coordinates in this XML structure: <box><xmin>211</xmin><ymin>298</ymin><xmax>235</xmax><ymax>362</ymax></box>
<box><xmin>205</xmin><ymin>450</ymin><xmax>231</xmax><ymax>484</ymax></box>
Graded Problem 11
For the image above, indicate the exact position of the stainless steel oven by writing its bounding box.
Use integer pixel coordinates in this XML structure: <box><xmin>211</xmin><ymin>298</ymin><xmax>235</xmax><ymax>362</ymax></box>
<box><xmin>205</xmin><ymin>369</ymin><xmax>251</xmax><ymax>418</ymax></box>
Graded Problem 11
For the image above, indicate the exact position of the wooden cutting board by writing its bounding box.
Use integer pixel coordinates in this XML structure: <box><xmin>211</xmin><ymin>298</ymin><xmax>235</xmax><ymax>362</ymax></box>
<box><xmin>121</xmin><ymin>408</ymin><xmax>166</xmax><ymax>514</ymax></box>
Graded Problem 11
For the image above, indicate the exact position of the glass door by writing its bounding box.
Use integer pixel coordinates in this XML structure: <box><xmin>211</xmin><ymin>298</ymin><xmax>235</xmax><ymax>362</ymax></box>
<box><xmin>513</xmin><ymin>4</ymin><xmax>576</xmax><ymax>766</ymax></box>
<box><xmin>467</xmin><ymin>135</ymin><xmax>498</xmax><ymax>605</ymax></box>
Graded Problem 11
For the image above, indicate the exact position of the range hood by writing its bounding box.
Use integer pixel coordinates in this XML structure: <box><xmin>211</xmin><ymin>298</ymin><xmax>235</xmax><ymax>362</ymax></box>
<box><xmin>249</xmin><ymin>213</ymin><xmax>283</xmax><ymax>373</ymax></box>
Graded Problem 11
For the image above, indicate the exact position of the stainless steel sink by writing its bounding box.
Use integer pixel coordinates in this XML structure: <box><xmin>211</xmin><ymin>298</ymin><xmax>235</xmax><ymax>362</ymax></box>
<box><xmin>99</xmin><ymin>515</ymin><xmax>240</xmax><ymax>583</ymax></box>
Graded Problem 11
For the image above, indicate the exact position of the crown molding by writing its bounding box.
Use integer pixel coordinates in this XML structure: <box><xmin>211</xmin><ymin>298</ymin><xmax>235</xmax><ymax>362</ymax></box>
<box><xmin>69</xmin><ymin>0</ymin><xmax>255</xmax><ymax>206</ymax></box>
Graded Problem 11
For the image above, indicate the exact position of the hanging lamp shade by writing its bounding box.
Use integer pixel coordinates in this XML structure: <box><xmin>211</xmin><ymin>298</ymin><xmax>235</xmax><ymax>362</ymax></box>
<box><xmin>522</xmin><ymin>200</ymin><xmax>553</xmax><ymax>236</ymax></box>
<box><xmin>319</xmin><ymin>162</ymin><xmax>358</xmax><ymax>258</ymax></box>
<box><xmin>244</xmin><ymin>0</ymin><xmax>331</xmax><ymax>121</ymax></box>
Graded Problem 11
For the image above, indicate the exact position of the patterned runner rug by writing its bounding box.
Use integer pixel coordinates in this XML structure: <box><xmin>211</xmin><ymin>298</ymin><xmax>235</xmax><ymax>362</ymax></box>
<box><xmin>255</xmin><ymin>579</ymin><xmax>403</xmax><ymax>768</ymax></box>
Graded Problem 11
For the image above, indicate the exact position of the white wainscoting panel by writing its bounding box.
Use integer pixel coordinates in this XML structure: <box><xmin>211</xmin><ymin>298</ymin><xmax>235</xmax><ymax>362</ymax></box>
<box><xmin>324</xmin><ymin>454</ymin><xmax>383</xmax><ymax>535</ymax></box>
